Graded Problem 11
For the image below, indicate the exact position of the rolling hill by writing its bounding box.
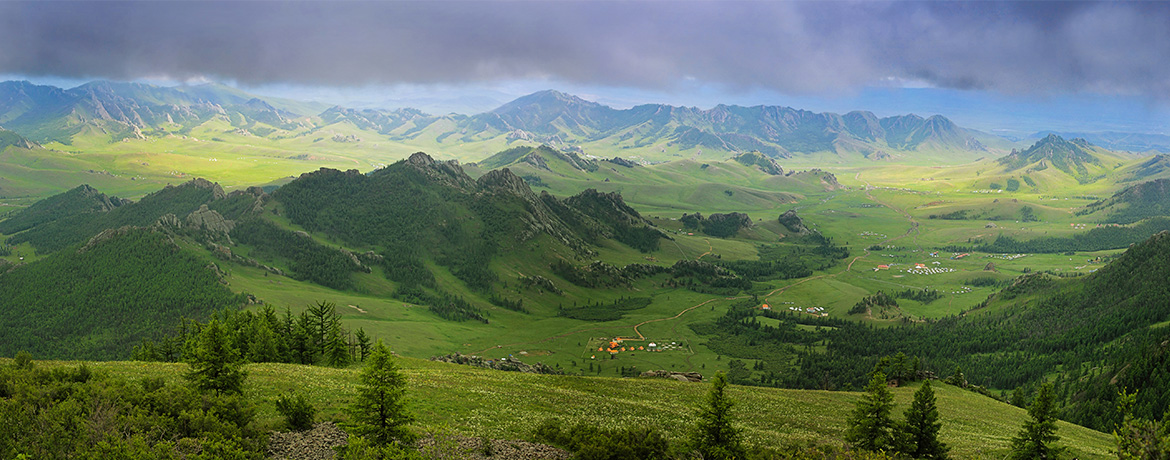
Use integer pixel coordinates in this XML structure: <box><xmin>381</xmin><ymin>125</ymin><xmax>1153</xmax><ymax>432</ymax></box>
<box><xmin>1080</xmin><ymin>177</ymin><xmax>1170</xmax><ymax>224</ymax></box>
<box><xmin>463</xmin><ymin>145</ymin><xmax>836</xmax><ymax>215</ymax></box>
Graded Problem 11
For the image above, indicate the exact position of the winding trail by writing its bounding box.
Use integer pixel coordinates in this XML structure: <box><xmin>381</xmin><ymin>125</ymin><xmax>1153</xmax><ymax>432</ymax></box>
<box><xmin>695</xmin><ymin>239</ymin><xmax>714</xmax><ymax>260</ymax></box>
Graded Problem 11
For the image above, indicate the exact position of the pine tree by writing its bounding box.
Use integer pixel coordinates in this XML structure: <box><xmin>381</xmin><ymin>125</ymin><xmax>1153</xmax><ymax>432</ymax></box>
<box><xmin>354</xmin><ymin>328</ymin><xmax>371</xmax><ymax>362</ymax></box>
<box><xmin>900</xmin><ymin>381</ymin><xmax>949</xmax><ymax>459</ymax></box>
<box><xmin>292</xmin><ymin>313</ymin><xmax>315</xmax><ymax>364</ymax></box>
<box><xmin>325</xmin><ymin>320</ymin><xmax>351</xmax><ymax>367</ymax></box>
<box><xmin>347</xmin><ymin>340</ymin><xmax>414</xmax><ymax>445</ymax></box>
<box><xmin>1009</xmin><ymin>382</ymin><xmax>1064</xmax><ymax>460</ymax></box>
<box><xmin>846</xmin><ymin>371</ymin><xmax>896</xmax><ymax>452</ymax></box>
<box><xmin>184</xmin><ymin>319</ymin><xmax>247</xmax><ymax>394</ymax></box>
<box><xmin>945</xmin><ymin>366</ymin><xmax>967</xmax><ymax>388</ymax></box>
<box><xmin>249</xmin><ymin>319</ymin><xmax>279</xmax><ymax>363</ymax></box>
<box><xmin>689</xmin><ymin>371</ymin><xmax>745</xmax><ymax>460</ymax></box>
<box><xmin>307</xmin><ymin>300</ymin><xmax>336</xmax><ymax>353</ymax></box>
<box><xmin>1113</xmin><ymin>389</ymin><xmax>1170</xmax><ymax>459</ymax></box>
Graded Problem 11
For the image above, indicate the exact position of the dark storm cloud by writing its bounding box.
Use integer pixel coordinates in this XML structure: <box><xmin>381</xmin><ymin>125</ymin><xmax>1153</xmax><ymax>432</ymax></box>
<box><xmin>1</xmin><ymin>1</ymin><xmax>1167</xmax><ymax>97</ymax></box>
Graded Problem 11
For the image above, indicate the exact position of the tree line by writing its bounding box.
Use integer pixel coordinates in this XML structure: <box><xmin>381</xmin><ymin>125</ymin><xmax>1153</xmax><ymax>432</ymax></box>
<box><xmin>133</xmin><ymin>302</ymin><xmax>371</xmax><ymax>367</ymax></box>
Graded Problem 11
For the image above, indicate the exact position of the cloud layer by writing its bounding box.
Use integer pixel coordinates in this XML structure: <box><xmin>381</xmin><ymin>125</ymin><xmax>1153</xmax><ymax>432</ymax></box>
<box><xmin>2</xmin><ymin>1</ymin><xmax>1166</xmax><ymax>97</ymax></box>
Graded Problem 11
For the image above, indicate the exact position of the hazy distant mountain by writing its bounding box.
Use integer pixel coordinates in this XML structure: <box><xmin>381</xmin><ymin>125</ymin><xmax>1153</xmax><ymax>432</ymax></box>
<box><xmin>1029</xmin><ymin>131</ymin><xmax>1170</xmax><ymax>154</ymax></box>
<box><xmin>0</xmin><ymin>81</ymin><xmax>1010</xmax><ymax>161</ymax></box>
<box><xmin>0</xmin><ymin>80</ymin><xmax>322</xmax><ymax>144</ymax></box>
<box><xmin>998</xmin><ymin>134</ymin><xmax>1109</xmax><ymax>176</ymax></box>
<box><xmin>450</xmin><ymin>90</ymin><xmax>1006</xmax><ymax>160</ymax></box>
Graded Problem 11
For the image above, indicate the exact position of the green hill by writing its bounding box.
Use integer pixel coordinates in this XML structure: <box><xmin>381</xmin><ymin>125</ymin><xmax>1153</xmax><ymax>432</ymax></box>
<box><xmin>0</xmin><ymin>184</ymin><xmax>128</xmax><ymax>235</ymax></box>
<box><xmin>732</xmin><ymin>151</ymin><xmax>785</xmax><ymax>175</ymax></box>
<box><xmin>0</xmin><ymin>227</ymin><xmax>246</xmax><ymax>359</ymax></box>
<box><xmin>0</xmin><ymin>127</ymin><xmax>38</xmax><ymax>150</ymax></box>
<box><xmin>3</xmin><ymin>177</ymin><xmax>253</xmax><ymax>253</ymax></box>
<box><xmin>1080</xmin><ymin>178</ymin><xmax>1170</xmax><ymax>223</ymax></box>
<box><xmin>24</xmin><ymin>357</ymin><xmax>1115</xmax><ymax>459</ymax></box>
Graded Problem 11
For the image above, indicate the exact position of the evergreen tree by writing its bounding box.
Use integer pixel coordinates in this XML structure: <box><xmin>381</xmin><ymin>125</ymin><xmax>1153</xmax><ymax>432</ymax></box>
<box><xmin>846</xmin><ymin>371</ymin><xmax>896</xmax><ymax>452</ymax></box>
<box><xmin>945</xmin><ymin>366</ymin><xmax>967</xmax><ymax>388</ymax></box>
<box><xmin>347</xmin><ymin>340</ymin><xmax>414</xmax><ymax>445</ymax></box>
<box><xmin>1009</xmin><ymin>382</ymin><xmax>1064</xmax><ymax>460</ymax></box>
<box><xmin>292</xmin><ymin>313</ymin><xmax>315</xmax><ymax>364</ymax></box>
<box><xmin>326</xmin><ymin>320</ymin><xmax>351</xmax><ymax>367</ymax></box>
<box><xmin>689</xmin><ymin>371</ymin><xmax>745</xmax><ymax>460</ymax></box>
<box><xmin>900</xmin><ymin>381</ymin><xmax>949</xmax><ymax>459</ymax></box>
<box><xmin>249</xmin><ymin>319</ymin><xmax>279</xmax><ymax>363</ymax></box>
<box><xmin>307</xmin><ymin>300</ymin><xmax>336</xmax><ymax>352</ymax></box>
<box><xmin>355</xmin><ymin>328</ymin><xmax>371</xmax><ymax>362</ymax></box>
<box><xmin>1112</xmin><ymin>389</ymin><xmax>1168</xmax><ymax>460</ymax></box>
<box><xmin>184</xmin><ymin>319</ymin><xmax>247</xmax><ymax>394</ymax></box>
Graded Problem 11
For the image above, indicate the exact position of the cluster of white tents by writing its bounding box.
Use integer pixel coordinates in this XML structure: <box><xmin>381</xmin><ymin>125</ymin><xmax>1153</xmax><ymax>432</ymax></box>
<box><xmin>906</xmin><ymin>266</ymin><xmax>955</xmax><ymax>275</ymax></box>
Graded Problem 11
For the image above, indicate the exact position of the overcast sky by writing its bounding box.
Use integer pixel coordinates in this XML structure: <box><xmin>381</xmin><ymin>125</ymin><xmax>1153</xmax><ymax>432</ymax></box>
<box><xmin>1</xmin><ymin>1</ymin><xmax>1168</xmax><ymax>134</ymax></box>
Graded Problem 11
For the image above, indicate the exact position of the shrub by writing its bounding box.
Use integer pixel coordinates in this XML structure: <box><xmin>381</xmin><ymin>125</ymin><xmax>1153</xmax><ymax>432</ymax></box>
<box><xmin>12</xmin><ymin>350</ymin><xmax>34</xmax><ymax>370</ymax></box>
<box><xmin>275</xmin><ymin>392</ymin><xmax>317</xmax><ymax>431</ymax></box>
<box><xmin>534</xmin><ymin>418</ymin><xmax>672</xmax><ymax>460</ymax></box>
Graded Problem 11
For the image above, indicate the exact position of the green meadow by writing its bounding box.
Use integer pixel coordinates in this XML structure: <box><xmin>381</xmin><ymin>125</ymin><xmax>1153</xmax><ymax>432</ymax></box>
<box><xmin>24</xmin><ymin>358</ymin><xmax>1115</xmax><ymax>460</ymax></box>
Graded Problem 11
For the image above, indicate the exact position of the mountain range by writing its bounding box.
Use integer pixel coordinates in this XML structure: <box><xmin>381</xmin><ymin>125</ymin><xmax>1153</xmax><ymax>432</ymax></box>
<box><xmin>0</xmin><ymin>80</ymin><xmax>1009</xmax><ymax>162</ymax></box>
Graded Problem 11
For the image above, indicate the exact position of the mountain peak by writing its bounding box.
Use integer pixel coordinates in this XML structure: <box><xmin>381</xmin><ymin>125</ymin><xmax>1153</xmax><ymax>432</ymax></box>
<box><xmin>492</xmin><ymin>90</ymin><xmax>601</xmax><ymax>113</ymax></box>
<box><xmin>999</xmin><ymin>133</ymin><xmax>1102</xmax><ymax>174</ymax></box>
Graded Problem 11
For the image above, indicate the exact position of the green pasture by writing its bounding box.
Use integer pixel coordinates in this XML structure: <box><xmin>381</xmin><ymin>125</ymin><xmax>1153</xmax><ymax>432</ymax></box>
<box><xmin>24</xmin><ymin>358</ymin><xmax>1115</xmax><ymax>459</ymax></box>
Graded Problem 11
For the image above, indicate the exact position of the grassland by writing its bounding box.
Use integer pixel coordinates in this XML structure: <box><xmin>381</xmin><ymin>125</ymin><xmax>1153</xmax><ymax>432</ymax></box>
<box><xmin>25</xmin><ymin>358</ymin><xmax>1114</xmax><ymax>459</ymax></box>
<box><xmin>1</xmin><ymin>144</ymin><xmax>1141</xmax><ymax>377</ymax></box>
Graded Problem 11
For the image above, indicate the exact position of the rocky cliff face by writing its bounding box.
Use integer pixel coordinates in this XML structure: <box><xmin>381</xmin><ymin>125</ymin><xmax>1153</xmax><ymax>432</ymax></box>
<box><xmin>186</xmin><ymin>204</ymin><xmax>234</xmax><ymax>234</ymax></box>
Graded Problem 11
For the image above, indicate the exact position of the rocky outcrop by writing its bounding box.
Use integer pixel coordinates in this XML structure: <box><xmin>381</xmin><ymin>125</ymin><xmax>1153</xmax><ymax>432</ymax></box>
<box><xmin>430</xmin><ymin>353</ymin><xmax>564</xmax><ymax>375</ymax></box>
<box><xmin>79</xmin><ymin>226</ymin><xmax>142</xmax><ymax>253</ymax></box>
<box><xmin>732</xmin><ymin>151</ymin><xmax>784</xmax><ymax>175</ymax></box>
<box><xmin>405</xmin><ymin>152</ymin><xmax>477</xmax><ymax>190</ymax></box>
<box><xmin>518</xmin><ymin>274</ymin><xmax>564</xmax><ymax>295</ymax></box>
<box><xmin>563</xmin><ymin>189</ymin><xmax>647</xmax><ymax>227</ymax></box>
<box><xmin>777</xmin><ymin>209</ymin><xmax>812</xmax><ymax>235</ymax></box>
<box><xmin>178</xmin><ymin>177</ymin><xmax>227</xmax><ymax>200</ymax></box>
<box><xmin>475</xmin><ymin>168</ymin><xmax>584</xmax><ymax>248</ymax></box>
<box><xmin>156</xmin><ymin>213</ymin><xmax>183</xmax><ymax>229</ymax></box>
<box><xmin>186</xmin><ymin>205</ymin><xmax>234</xmax><ymax>234</ymax></box>
<box><xmin>639</xmin><ymin>370</ymin><xmax>703</xmax><ymax>382</ymax></box>
<box><xmin>605</xmin><ymin>157</ymin><xmax>638</xmax><ymax>168</ymax></box>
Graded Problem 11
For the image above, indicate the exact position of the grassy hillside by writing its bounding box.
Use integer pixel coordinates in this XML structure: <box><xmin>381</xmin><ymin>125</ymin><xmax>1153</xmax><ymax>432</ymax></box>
<box><xmin>27</xmin><ymin>358</ymin><xmax>1114</xmax><ymax>459</ymax></box>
